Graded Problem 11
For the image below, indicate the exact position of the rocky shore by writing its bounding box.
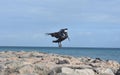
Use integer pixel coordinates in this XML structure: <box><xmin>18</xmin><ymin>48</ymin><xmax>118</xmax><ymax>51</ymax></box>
<box><xmin>0</xmin><ymin>51</ymin><xmax>120</xmax><ymax>75</ymax></box>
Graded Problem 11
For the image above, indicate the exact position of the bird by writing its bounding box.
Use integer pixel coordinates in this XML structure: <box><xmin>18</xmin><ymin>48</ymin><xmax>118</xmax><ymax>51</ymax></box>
<box><xmin>46</xmin><ymin>28</ymin><xmax>70</xmax><ymax>47</ymax></box>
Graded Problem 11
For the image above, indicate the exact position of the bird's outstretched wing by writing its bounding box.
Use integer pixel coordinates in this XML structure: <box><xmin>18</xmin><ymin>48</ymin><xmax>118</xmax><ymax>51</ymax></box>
<box><xmin>46</xmin><ymin>32</ymin><xmax>60</xmax><ymax>38</ymax></box>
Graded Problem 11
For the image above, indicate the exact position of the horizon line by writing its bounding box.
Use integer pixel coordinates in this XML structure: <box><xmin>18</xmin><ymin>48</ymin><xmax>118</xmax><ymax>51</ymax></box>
<box><xmin>0</xmin><ymin>46</ymin><xmax>120</xmax><ymax>49</ymax></box>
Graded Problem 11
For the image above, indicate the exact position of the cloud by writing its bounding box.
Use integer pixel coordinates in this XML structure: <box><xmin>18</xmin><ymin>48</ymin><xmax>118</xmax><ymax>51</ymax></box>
<box><xmin>1</xmin><ymin>0</ymin><xmax>120</xmax><ymax>24</ymax></box>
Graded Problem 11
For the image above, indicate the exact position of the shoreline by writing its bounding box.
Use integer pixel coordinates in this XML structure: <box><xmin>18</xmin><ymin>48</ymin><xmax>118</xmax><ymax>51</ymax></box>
<box><xmin>0</xmin><ymin>46</ymin><xmax>120</xmax><ymax>49</ymax></box>
<box><xmin>0</xmin><ymin>47</ymin><xmax>119</xmax><ymax>62</ymax></box>
<box><xmin>0</xmin><ymin>51</ymin><xmax>120</xmax><ymax>75</ymax></box>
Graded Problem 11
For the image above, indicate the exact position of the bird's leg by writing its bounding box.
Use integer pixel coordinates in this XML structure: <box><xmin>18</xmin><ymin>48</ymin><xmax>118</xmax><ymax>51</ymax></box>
<box><xmin>58</xmin><ymin>42</ymin><xmax>62</xmax><ymax>48</ymax></box>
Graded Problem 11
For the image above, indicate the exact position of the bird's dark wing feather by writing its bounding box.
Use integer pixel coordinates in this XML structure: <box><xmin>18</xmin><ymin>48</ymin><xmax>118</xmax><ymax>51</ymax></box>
<box><xmin>53</xmin><ymin>37</ymin><xmax>67</xmax><ymax>43</ymax></box>
<box><xmin>46</xmin><ymin>32</ymin><xmax>60</xmax><ymax>38</ymax></box>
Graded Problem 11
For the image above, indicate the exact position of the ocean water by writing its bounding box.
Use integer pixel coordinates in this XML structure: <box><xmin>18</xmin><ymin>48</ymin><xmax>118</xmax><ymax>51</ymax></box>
<box><xmin>0</xmin><ymin>46</ymin><xmax>120</xmax><ymax>62</ymax></box>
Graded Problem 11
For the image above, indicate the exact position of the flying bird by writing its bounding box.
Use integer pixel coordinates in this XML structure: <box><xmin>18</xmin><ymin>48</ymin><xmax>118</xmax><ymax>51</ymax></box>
<box><xmin>46</xmin><ymin>28</ymin><xmax>70</xmax><ymax>47</ymax></box>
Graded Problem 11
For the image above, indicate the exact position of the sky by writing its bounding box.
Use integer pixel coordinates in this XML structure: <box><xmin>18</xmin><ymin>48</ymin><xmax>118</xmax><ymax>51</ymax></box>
<box><xmin>0</xmin><ymin>0</ymin><xmax>120</xmax><ymax>48</ymax></box>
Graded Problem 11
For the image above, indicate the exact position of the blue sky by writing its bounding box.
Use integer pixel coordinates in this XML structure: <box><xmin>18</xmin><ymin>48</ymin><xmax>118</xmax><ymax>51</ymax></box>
<box><xmin>0</xmin><ymin>0</ymin><xmax>120</xmax><ymax>48</ymax></box>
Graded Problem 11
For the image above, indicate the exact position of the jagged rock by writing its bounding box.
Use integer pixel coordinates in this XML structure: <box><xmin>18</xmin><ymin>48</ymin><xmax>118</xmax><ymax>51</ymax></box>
<box><xmin>0</xmin><ymin>64</ymin><xmax>5</xmax><ymax>71</ymax></box>
<box><xmin>78</xmin><ymin>57</ymin><xmax>92</xmax><ymax>63</ymax></box>
<box><xmin>116</xmin><ymin>68</ymin><xmax>120</xmax><ymax>75</ymax></box>
<box><xmin>61</xmin><ymin>67</ymin><xmax>74</xmax><ymax>74</ymax></box>
<box><xmin>92</xmin><ymin>58</ymin><xmax>103</xmax><ymax>63</ymax></box>
<box><xmin>102</xmin><ymin>68</ymin><xmax>114</xmax><ymax>75</ymax></box>
<box><xmin>48</xmin><ymin>67</ymin><xmax>62</xmax><ymax>75</ymax></box>
<box><xmin>75</xmin><ymin>69</ymin><xmax>95</xmax><ymax>75</ymax></box>
<box><xmin>69</xmin><ymin>65</ymin><xmax>92</xmax><ymax>69</ymax></box>
<box><xmin>56</xmin><ymin>59</ymin><xmax>70</xmax><ymax>64</ymax></box>
<box><xmin>5</xmin><ymin>61</ymin><xmax>24</xmax><ymax>69</ymax></box>
<box><xmin>0</xmin><ymin>51</ymin><xmax>119</xmax><ymax>75</ymax></box>
<box><xmin>61</xmin><ymin>67</ymin><xmax>95</xmax><ymax>75</ymax></box>
<box><xmin>34</xmin><ymin>64</ymin><xmax>49</xmax><ymax>75</ymax></box>
<box><xmin>18</xmin><ymin>53</ymin><xmax>31</xmax><ymax>58</ymax></box>
<box><xmin>29</xmin><ymin>52</ymin><xmax>43</xmax><ymax>58</ymax></box>
<box><xmin>0</xmin><ymin>64</ymin><xmax>5</xmax><ymax>75</ymax></box>
<box><xmin>17</xmin><ymin>65</ymin><xmax>34</xmax><ymax>74</ymax></box>
<box><xmin>94</xmin><ymin>68</ymin><xmax>115</xmax><ymax>75</ymax></box>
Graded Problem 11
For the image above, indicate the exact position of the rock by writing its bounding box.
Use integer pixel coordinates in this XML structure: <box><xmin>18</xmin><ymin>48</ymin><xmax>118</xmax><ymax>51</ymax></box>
<box><xmin>107</xmin><ymin>60</ymin><xmax>120</xmax><ymax>73</ymax></box>
<box><xmin>78</xmin><ymin>57</ymin><xmax>92</xmax><ymax>63</ymax></box>
<box><xmin>61</xmin><ymin>67</ymin><xmax>95</xmax><ymax>75</ymax></box>
<box><xmin>18</xmin><ymin>53</ymin><xmax>31</xmax><ymax>58</ymax></box>
<box><xmin>29</xmin><ymin>52</ymin><xmax>43</xmax><ymax>58</ymax></box>
<box><xmin>71</xmin><ymin>65</ymin><xmax>92</xmax><ymax>69</ymax></box>
<box><xmin>94</xmin><ymin>68</ymin><xmax>115</xmax><ymax>75</ymax></box>
<box><xmin>89</xmin><ymin>63</ymin><xmax>101</xmax><ymax>68</ymax></box>
<box><xmin>116</xmin><ymin>68</ymin><xmax>120</xmax><ymax>75</ymax></box>
<box><xmin>75</xmin><ymin>69</ymin><xmax>95</xmax><ymax>75</ymax></box>
<box><xmin>61</xmin><ymin>67</ymin><xmax>74</xmax><ymax>74</ymax></box>
<box><xmin>5</xmin><ymin>61</ymin><xmax>24</xmax><ymax>69</ymax></box>
<box><xmin>0</xmin><ymin>64</ymin><xmax>5</xmax><ymax>71</ymax></box>
<box><xmin>48</xmin><ymin>67</ymin><xmax>62</xmax><ymax>75</ymax></box>
<box><xmin>34</xmin><ymin>64</ymin><xmax>49</xmax><ymax>75</ymax></box>
<box><xmin>17</xmin><ymin>64</ymin><xmax>34</xmax><ymax>74</ymax></box>
<box><xmin>59</xmin><ymin>55</ymin><xmax>73</xmax><ymax>59</ymax></box>
<box><xmin>103</xmin><ymin>68</ymin><xmax>114</xmax><ymax>75</ymax></box>
<box><xmin>0</xmin><ymin>51</ymin><xmax>119</xmax><ymax>75</ymax></box>
<box><xmin>107</xmin><ymin>60</ymin><xmax>120</xmax><ymax>68</ymax></box>
<box><xmin>0</xmin><ymin>64</ymin><xmax>5</xmax><ymax>75</ymax></box>
<box><xmin>56</xmin><ymin>59</ymin><xmax>70</xmax><ymax>64</ymax></box>
<box><xmin>92</xmin><ymin>58</ymin><xmax>103</xmax><ymax>63</ymax></box>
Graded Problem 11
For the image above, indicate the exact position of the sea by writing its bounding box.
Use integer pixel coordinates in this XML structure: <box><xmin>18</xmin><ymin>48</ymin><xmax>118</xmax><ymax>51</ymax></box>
<box><xmin>0</xmin><ymin>46</ymin><xmax>120</xmax><ymax>62</ymax></box>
